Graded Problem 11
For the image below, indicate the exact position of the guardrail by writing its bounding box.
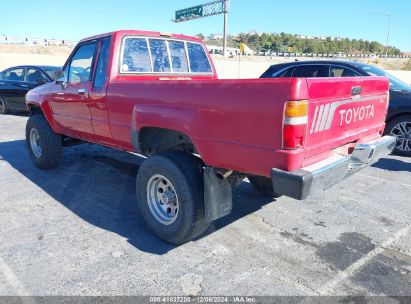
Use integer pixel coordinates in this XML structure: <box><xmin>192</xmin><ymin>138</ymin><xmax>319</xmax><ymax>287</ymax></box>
<box><xmin>0</xmin><ymin>36</ymin><xmax>78</xmax><ymax>47</ymax></box>
<box><xmin>256</xmin><ymin>52</ymin><xmax>410</xmax><ymax>59</ymax></box>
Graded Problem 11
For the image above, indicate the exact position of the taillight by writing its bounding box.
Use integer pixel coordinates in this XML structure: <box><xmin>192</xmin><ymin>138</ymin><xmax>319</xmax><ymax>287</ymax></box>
<box><xmin>283</xmin><ymin>100</ymin><xmax>308</xmax><ymax>149</ymax></box>
<box><xmin>386</xmin><ymin>91</ymin><xmax>390</xmax><ymax>111</ymax></box>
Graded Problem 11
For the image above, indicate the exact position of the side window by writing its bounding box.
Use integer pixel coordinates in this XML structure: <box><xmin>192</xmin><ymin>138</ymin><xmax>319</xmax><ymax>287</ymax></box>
<box><xmin>0</xmin><ymin>70</ymin><xmax>6</xmax><ymax>80</ymax></box>
<box><xmin>330</xmin><ymin>66</ymin><xmax>360</xmax><ymax>77</ymax></box>
<box><xmin>149</xmin><ymin>39</ymin><xmax>171</xmax><ymax>72</ymax></box>
<box><xmin>261</xmin><ymin>67</ymin><xmax>294</xmax><ymax>78</ymax></box>
<box><xmin>277</xmin><ymin>67</ymin><xmax>295</xmax><ymax>78</ymax></box>
<box><xmin>27</xmin><ymin>68</ymin><xmax>48</xmax><ymax>83</ymax></box>
<box><xmin>94</xmin><ymin>38</ymin><xmax>111</xmax><ymax>89</ymax></box>
<box><xmin>169</xmin><ymin>41</ymin><xmax>189</xmax><ymax>73</ymax></box>
<box><xmin>293</xmin><ymin>65</ymin><xmax>329</xmax><ymax>77</ymax></box>
<box><xmin>5</xmin><ymin>68</ymin><xmax>24</xmax><ymax>81</ymax></box>
<box><xmin>68</xmin><ymin>43</ymin><xmax>96</xmax><ymax>84</ymax></box>
<box><xmin>260</xmin><ymin>67</ymin><xmax>275</xmax><ymax>78</ymax></box>
<box><xmin>187</xmin><ymin>42</ymin><xmax>212</xmax><ymax>73</ymax></box>
<box><xmin>122</xmin><ymin>38</ymin><xmax>152</xmax><ymax>72</ymax></box>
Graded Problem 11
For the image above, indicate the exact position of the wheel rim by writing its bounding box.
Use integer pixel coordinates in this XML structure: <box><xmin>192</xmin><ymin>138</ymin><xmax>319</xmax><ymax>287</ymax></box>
<box><xmin>391</xmin><ymin>121</ymin><xmax>411</xmax><ymax>152</ymax></box>
<box><xmin>146</xmin><ymin>174</ymin><xmax>179</xmax><ymax>225</ymax></box>
<box><xmin>30</xmin><ymin>128</ymin><xmax>42</xmax><ymax>158</ymax></box>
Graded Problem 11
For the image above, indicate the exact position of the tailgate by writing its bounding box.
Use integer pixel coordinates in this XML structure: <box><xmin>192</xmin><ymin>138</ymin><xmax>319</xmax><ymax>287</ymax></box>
<box><xmin>304</xmin><ymin>77</ymin><xmax>389</xmax><ymax>158</ymax></box>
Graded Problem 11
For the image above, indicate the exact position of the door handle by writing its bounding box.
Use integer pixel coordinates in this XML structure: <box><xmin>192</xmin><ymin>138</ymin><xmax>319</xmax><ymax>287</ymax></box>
<box><xmin>77</xmin><ymin>88</ymin><xmax>87</xmax><ymax>96</ymax></box>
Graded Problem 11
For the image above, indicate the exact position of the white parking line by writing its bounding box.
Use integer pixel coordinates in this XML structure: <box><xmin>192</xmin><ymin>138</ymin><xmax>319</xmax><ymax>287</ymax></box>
<box><xmin>0</xmin><ymin>257</ymin><xmax>35</xmax><ymax>303</ymax></box>
<box><xmin>277</xmin><ymin>275</ymin><xmax>320</xmax><ymax>296</ymax></box>
<box><xmin>357</xmin><ymin>173</ymin><xmax>411</xmax><ymax>187</ymax></box>
<box><xmin>316</xmin><ymin>224</ymin><xmax>411</xmax><ymax>295</ymax></box>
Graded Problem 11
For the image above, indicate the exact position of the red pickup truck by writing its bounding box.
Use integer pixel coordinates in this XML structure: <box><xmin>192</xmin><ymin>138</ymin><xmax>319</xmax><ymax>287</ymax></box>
<box><xmin>25</xmin><ymin>30</ymin><xmax>395</xmax><ymax>244</ymax></box>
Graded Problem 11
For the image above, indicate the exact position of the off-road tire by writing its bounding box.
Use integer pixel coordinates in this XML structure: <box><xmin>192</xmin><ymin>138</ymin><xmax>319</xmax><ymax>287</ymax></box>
<box><xmin>386</xmin><ymin>115</ymin><xmax>411</xmax><ymax>157</ymax></box>
<box><xmin>136</xmin><ymin>152</ymin><xmax>209</xmax><ymax>245</ymax></box>
<box><xmin>26</xmin><ymin>114</ymin><xmax>63</xmax><ymax>169</ymax></box>
<box><xmin>249</xmin><ymin>175</ymin><xmax>282</xmax><ymax>198</ymax></box>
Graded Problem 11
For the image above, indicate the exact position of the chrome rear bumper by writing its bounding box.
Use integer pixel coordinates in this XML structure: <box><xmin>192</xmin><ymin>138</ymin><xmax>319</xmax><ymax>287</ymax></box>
<box><xmin>271</xmin><ymin>136</ymin><xmax>396</xmax><ymax>200</ymax></box>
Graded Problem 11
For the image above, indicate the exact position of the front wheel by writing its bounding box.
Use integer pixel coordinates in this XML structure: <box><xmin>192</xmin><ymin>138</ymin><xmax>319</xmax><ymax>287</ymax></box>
<box><xmin>249</xmin><ymin>175</ymin><xmax>282</xmax><ymax>198</ymax></box>
<box><xmin>26</xmin><ymin>115</ymin><xmax>63</xmax><ymax>169</ymax></box>
<box><xmin>386</xmin><ymin>115</ymin><xmax>411</xmax><ymax>156</ymax></box>
<box><xmin>0</xmin><ymin>97</ymin><xmax>8</xmax><ymax>114</ymax></box>
<box><xmin>136</xmin><ymin>152</ymin><xmax>209</xmax><ymax>245</ymax></box>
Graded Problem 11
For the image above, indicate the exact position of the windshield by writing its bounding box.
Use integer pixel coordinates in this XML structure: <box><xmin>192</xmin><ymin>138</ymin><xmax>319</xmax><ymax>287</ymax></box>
<box><xmin>360</xmin><ymin>65</ymin><xmax>411</xmax><ymax>92</ymax></box>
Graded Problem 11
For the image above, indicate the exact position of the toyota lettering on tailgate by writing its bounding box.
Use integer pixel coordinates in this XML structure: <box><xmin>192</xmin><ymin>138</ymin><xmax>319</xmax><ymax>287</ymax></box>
<box><xmin>310</xmin><ymin>95</ymin><xmax>385</xmax><ymax>134</ymax></box>
<box><xmin>339</xmin><ymin>105</ymin><xmax>374</xmax><ymax>127</ymax></box>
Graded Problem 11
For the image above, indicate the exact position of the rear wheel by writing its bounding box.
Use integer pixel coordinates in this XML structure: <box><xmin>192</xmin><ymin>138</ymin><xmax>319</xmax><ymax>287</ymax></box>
<box><xmin>26</xmin><ymin>115</ymin><xmax>63</xmax><ymax>168</ymax></box>
<box><xmin>0</xmin><ymin>97</ymin><xmax>8</xmax><ymax>114</ymax></box>
<box><xmin>136</xmin><ymin>152</ymin><xmax>209</xmax><ymax>244</ymax></box>
<box><xmin>249</xmin><ymin>175</ymin><xmax>282</xmax><ymax>198</ymax></box>
<box><xmin>386</xmin><ymin>115</ymin><xmax>411</xmax><ymax>156</ymax></box>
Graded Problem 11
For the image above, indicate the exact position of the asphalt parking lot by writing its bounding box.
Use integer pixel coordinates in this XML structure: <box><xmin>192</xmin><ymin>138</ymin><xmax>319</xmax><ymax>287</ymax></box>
<box><xmin>0</xmin><ymin>113</ymin><xmax>410</xmax><ymax>297</ymax></box>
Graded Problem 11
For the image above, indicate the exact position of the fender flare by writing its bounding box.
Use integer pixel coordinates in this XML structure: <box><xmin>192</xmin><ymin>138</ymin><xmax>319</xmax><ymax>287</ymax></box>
<box><xmin>27</xmin><ymin>101</ymin><xmax>57</xmax><ymax>131</ymax></box>
<box><xmin>130</xmin><ymin>104</ymin><xmax>204</xmax><ymax>156</ymax></box>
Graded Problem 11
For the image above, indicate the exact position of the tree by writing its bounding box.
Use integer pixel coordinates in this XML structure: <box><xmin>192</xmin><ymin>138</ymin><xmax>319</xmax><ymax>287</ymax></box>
<box><xmin>237</xmin><ymin>33</ymin><xmax>249</xmax><ymax>44</ymax></box>
<box><xmin>369</xmin><ymin>41</ymin><xmax>381</xmax><ymax>53</ymax></box>
<box><xmin>206</xmin><ymin>30</ymin><xmax>402</xmax><ymax>56</ymax></box>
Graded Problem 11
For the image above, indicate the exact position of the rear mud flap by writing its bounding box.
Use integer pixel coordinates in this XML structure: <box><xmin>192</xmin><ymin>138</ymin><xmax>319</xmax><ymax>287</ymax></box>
<box><xmin>204</xmin><ymin>167</ymin><xmax>233</xmax><ymax>222</ymax></box>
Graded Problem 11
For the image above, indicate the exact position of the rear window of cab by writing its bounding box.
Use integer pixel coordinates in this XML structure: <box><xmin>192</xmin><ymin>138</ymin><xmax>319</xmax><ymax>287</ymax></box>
<box><xmin>120</xmin><ymin>36</ymin><xmax>213</xmax><ymax>75</ymax></box>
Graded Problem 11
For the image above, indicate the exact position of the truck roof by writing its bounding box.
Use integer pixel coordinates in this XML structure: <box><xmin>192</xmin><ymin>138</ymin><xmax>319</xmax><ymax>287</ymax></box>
<box><xmin>80</xmin><ymin>30</ymin><xmax>204</xmax><ymax>44</ymax></box>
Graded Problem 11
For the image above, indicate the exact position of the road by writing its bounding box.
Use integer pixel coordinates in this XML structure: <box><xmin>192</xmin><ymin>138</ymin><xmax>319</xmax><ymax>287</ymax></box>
<box><xmin>0</xmin><ymin>114</ymin><xmax>410</xmax><ymax>297</ymax></box>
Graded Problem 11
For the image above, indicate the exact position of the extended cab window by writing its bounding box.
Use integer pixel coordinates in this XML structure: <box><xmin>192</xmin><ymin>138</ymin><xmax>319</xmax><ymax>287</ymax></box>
<box><xmin>149</xmin><ymin>39</ymin><xmax>171</xmax><ymax>72</ymax></box>
<box><xmin>68</xmin><ymin>43</ymin><xmax>97</xmax><ymax>84</ymax></box>
<box><xmin>169</xmin><ymin>41</ymin><xmax>189</xmax><ymax>73</ymax></box>
<box><xmin>121</xmin><ymin>37</ymin><xmax>212</xmax><ymax>74</ymax></box>
<box><xmin>187</xmin><ymin>42</ymin><xmax>212</xmax><ymax>73</ymax></box>
<box><xmin>122</xmin><ymin>38</ymin><xmax>152</xmax><ymax>72</ymax></box>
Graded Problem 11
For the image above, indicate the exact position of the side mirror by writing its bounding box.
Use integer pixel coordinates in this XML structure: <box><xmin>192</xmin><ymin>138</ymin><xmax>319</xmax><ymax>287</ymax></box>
<box><xmin>54</xmin><ymin>70</ymin><xmax>67</xmax><ymax>90</ymax></box>
<box><xmin>53</xmin><ymin>70</ymin><xmax>65</xmax><ymax>81</ymax></box>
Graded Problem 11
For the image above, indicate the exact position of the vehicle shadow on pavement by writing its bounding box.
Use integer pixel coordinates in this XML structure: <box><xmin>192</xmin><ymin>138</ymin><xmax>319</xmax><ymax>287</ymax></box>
<box><xmin>0</xmin><ymin>140</ymin><xmax>274</xmax><ymax>255</ymax></box>
<box><xmin>372</xmin><ymin>157</ymin><xmax>411</xmax><ymax>172</ymax></box>
<box><xmin>2</xmin><ymin>112</ymin><xmax>28</xmax><ymax>117</ymax></box>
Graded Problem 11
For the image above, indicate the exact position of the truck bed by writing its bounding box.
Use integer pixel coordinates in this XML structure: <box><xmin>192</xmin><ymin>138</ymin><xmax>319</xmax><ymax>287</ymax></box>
<box><xmin>105</xmin><ymin>76</ymin><xmax>389</xmax><ymax>176</ymax></box>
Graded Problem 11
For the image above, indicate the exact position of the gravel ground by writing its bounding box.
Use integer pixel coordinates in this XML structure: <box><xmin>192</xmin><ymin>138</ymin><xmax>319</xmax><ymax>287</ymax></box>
<box><xmin>0</xmin><ymin>114</ymin><xmax>410</xmax><ymax>298</ymax></box>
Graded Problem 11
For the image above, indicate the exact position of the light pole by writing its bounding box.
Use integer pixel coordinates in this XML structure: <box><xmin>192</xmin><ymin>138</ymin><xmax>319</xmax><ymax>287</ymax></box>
<box><xmin>223</xmin><ymin>0</ymin><xmax>229</xmax><ymax>57</ymax></box>
<box><xmin>371</xmin><ymin>12</ymin><xmax>392</xmax><ymax>58</ymax></box>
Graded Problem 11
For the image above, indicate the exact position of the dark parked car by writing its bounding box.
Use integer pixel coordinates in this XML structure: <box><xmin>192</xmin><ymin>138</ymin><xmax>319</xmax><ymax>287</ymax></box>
<box><xmin>0</xmin><ymin>65</ymin><xmax>62</xmax><ymax>114</ymax></box>
<box><xmin>260</xmin><ymin>60</ymin><xmax>411</xmax><ymax>156</ymax></box>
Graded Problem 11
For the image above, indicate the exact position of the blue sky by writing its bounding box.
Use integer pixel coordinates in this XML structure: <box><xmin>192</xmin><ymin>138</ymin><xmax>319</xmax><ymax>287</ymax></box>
<box><xmin>1</xmin><ymin>0</ymin><xmax>411</xmax><ymax>50</ymax></box>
